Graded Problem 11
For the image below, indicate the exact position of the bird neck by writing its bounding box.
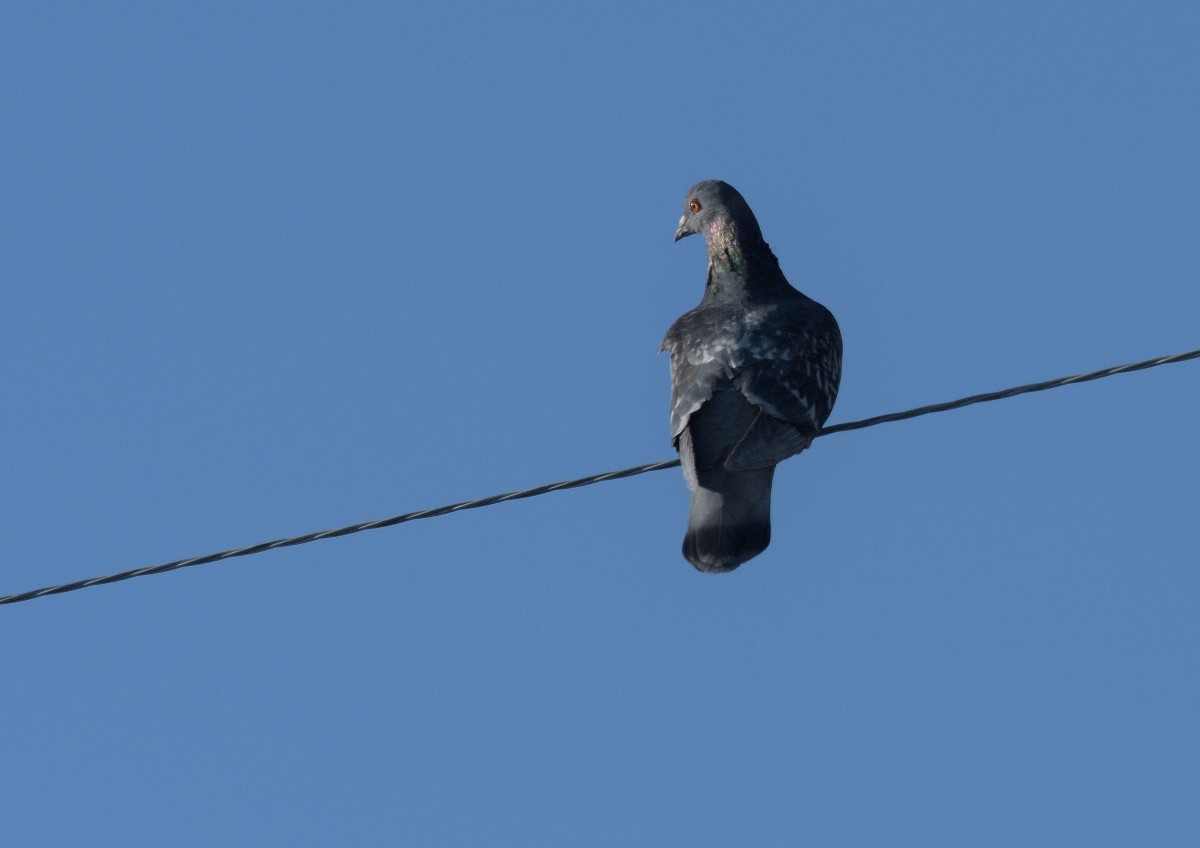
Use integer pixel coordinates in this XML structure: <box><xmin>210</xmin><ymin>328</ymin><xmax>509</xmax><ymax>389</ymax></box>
<box><xmin>702</xmin><ymin>218</ymin><xmax>786</xmax><ymax>303</ymax></box>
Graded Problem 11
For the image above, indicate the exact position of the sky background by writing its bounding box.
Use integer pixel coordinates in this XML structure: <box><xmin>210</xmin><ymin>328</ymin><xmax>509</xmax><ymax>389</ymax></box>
<box><xmin>3</xmin><ymin>2</ymin><xmax>1198</xmax><ymax>845</ymax></box>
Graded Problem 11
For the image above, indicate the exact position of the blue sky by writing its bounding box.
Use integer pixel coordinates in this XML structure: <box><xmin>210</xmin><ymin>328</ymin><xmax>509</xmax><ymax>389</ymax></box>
<box><xmin>3</xmin><ymin>2</ymin><xmax>1198</xmax><ymax>844</ymax></box>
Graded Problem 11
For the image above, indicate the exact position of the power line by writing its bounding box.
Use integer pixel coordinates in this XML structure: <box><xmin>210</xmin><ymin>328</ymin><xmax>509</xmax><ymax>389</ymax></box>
<box><xmin>3</xmin><ymin>346</ymin><xmax>1197</xmax><ymax>607</ymax></box>
<box><xmin>817</xmin><ymin>346</ymin><xmax>1200</xmax><ymax>435</ymax></box>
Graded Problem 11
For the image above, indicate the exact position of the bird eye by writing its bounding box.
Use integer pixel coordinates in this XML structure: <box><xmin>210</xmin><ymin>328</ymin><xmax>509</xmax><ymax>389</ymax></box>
<box><xmin>689</xmin><ymin>200</ymin><xmax>702</xmax><ymax>213</ymax></box>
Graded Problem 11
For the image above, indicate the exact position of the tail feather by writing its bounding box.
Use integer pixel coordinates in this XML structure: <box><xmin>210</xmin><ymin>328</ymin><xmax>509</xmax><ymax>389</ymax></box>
<box><xmin>682</xmin><ymin>464</ymin><xmax>775</xmax><ymax>573</ymax></box>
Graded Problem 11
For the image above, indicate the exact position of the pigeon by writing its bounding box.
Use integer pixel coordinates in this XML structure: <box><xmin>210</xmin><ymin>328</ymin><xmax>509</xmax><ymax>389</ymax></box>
<box><xmin>662</xmin><ymin>180</ymin><xmax>842</xmax><ymax>572</ymax></box>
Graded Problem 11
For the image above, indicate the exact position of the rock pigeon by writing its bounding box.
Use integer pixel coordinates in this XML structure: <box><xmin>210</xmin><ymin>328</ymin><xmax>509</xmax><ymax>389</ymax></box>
<box><xmin>662</xmin><ymin>180</ymin><xmax>842</xmax><ymax>572</ymax></box>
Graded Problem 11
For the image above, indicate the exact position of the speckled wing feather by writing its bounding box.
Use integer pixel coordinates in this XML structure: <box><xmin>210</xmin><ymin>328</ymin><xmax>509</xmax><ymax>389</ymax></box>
<box><xmin>727</xmin><ymin>300</ymin><xmax>841</xmax><ymax>469</ymax></box>
<box><xmin>663</xmin><ymin>293</ymin><xmax>841</xmax><ymax>469</ymax></box>
<box><xmin>662</xmin><ymin>310</ymin><xmax>740</xmax><ymax>446</ymax></box>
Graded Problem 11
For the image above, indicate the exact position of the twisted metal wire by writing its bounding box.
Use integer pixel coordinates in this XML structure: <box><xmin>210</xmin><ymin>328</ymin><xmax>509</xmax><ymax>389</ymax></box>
<box><xmin>3</xmin><ymin>346</ymin><xmax>1197</xmax><ymax>606</ymax></box>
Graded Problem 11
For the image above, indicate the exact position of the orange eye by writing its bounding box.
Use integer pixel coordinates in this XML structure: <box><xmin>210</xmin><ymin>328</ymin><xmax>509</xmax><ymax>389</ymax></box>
<box><xmin>688</xmin><ymin>200</ymin><xmax>702</xmax><ymax>213</ymax></box>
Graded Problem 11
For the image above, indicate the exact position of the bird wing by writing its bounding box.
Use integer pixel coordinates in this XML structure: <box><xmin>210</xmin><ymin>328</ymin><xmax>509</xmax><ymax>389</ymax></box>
<box><xmin>662</xmin><ymin>310</ymin><xmax>740</xmax><ymax>445</ymax></box>
<box><xmin>724</xmin><ymin>410</ymin><xmax>814</xmax><ymax>471</ymax></box>
<box><xmin>664</xmin><ymin>298</ymin><xmax>842</xmax><ymax>470</ymax></box>
<box><xmin>726</xmin><ymin>311</ymin><xmax>841</xmax><ymax>469</ymax></box>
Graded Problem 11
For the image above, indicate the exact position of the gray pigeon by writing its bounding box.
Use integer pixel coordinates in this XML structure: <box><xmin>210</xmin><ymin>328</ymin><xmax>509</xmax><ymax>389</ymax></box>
<box><xmin>663</xmin><ymin>180</ymin><xmax>842</xmax><ymax>572</ymax></box>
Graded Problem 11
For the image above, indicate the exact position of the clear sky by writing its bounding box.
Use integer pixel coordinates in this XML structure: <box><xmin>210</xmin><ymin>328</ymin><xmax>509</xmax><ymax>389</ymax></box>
<box><xmin>3</xmin><ymin>2</ymin><xmax>1198</xmax><ymax>845</ymax></box>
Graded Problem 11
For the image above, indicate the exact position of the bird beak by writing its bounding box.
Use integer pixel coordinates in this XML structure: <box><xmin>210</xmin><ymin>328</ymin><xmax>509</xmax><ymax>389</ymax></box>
<box><xmin>674</xmin><ymin>214</ymin><xmax>694</xmax><ymax>242</ymax></box>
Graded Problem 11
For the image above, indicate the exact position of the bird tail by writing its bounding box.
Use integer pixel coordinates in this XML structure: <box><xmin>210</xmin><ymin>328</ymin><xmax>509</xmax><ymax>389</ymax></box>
<box><xmin>682</xmin><ymin>465</ymin><xmax>774</xmax><ymax>573</ymax></box>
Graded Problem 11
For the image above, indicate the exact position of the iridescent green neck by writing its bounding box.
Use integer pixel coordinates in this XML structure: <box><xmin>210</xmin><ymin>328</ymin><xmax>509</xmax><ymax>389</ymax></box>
<box><xmin>702</xmin><ymin>218</ymin><xmax>783</xmax><ymax>302</ymax></box>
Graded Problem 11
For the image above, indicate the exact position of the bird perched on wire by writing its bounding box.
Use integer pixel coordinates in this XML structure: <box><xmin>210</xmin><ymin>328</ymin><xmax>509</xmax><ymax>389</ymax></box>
<box><xmin>663</xmin><ymin>180</ymin><xmax>842</xmax><ymax>572</ymax></box>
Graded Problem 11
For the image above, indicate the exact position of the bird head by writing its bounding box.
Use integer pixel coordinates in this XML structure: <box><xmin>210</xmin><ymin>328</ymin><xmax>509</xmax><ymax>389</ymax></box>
<box><xmin>673</xmin><ymin>180</ymin><xmax>761</xmax><ymax>243</ymax></box>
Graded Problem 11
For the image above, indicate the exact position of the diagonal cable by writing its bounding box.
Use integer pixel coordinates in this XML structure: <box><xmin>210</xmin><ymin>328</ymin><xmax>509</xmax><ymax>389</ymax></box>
<box><xmin>3</xmin><ymin>346</ymin><xmax>1198</xmax><ymax>606</ymax></box>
